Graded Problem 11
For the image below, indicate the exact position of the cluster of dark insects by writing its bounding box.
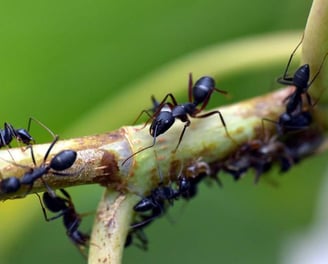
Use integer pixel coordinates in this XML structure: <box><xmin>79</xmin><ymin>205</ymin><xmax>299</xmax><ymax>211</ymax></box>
<box><xmin>0</xmin><ymin>35</ymin><xmax>326</xmax><ymax>258</ymax></box>
<box><xmin>0</xmin><ymin>118</ymin><xmax>89</xmax><ymax>257</ymax></box>
<box><xmin>125</xmin><ymin>36</ymin><xmax>327</xmax><ymax>249</ymax></box>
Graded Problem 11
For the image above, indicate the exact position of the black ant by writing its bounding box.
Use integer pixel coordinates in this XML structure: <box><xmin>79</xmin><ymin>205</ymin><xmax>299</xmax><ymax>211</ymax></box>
<box><xmin>0</xmin><ymin>117</ymin><xmax>51</xmax><ymax>149</ymax></box>
<box><xmin>122</xmin><ymin>73</ymin><xmax>231</xmax><ymax>165</ymax></box>
<box><xmin>130</xmin><ymin>154</ymin><xmax>180</xmax><ymax>229</ymax></box>
<box><xmin>131</xmin><ymin>183</ymin><xmax>179</xmax><ymax>229</ymax></box>
<box><xmin>36</xmin><ymin>189</ymin><xmax>89</xmax><ymax>256</ymax></box>
<box><xmin>277</xmin><ymin>36</ymin><xmax>327</xmax><ymax>113</ymax></box>
<box><xmin>0</xmin><ymin>122</ymin><xmax>34</xmax><ymax>149</ymax></box>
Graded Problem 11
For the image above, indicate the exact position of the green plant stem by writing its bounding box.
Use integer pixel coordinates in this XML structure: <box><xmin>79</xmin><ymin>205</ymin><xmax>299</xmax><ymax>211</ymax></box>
<box><xmin>303</xmin><ymin>0</ymin><xmax>328</xmax><ymax>101</ymax></box>
<box><xmin>0</xmin><ymin>87</ymin><xmax>293</xmax><ymax>201</ymax></box>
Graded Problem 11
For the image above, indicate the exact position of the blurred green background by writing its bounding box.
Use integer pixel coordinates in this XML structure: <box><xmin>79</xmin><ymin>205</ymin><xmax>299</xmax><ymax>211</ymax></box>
<box><xmin>1</xmin><ymin>0</ymin><xmax>327</xmax><ymax>263</ymax></box>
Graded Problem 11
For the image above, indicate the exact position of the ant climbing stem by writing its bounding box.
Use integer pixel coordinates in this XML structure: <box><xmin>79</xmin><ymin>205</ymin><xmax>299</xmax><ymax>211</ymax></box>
<box><xmin>277</xmin><ymin>34</ymin><xmax>328</xmax><ymax>113</ymax></box>
<box><xmin>0</xmin><ymin>117</ymin><xmax>56</xmax><ymax>150</ymax></box>
<box><xmin>122</xmin><ymin>73</ymin><xmax>234</xmax><ymax>166</ymax></box>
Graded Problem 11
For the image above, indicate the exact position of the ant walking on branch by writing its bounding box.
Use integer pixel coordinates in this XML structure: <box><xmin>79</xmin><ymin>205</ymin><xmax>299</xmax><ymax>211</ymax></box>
<box><xmin>0</xmin><ymin>120</ymin><xmax>79</xmax><ymax>196</ymax></box>
<box><xmin>0</xmin><ymin>117</ymin><xmax>53</xmax><ymax>149</ymax></box>
<box><xmin>122</xmin><ymin>73</ymin><xmax>234</xmax><ymax>165</ymax></box>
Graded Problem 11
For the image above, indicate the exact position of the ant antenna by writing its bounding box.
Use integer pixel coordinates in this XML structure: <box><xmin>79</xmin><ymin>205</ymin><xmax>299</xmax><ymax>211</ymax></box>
<box><xmin>278</xmin><ymin>34</ymin><xmax>304</xmax><ymax>82</ymax></box>
<box><xmin>308</xmin><ymin>52</ymin><xmax>328</xmax><ymax>87</ymax></box>
<box><xmin>121</xmin><ymin>125</ymin><xmax>159</xmax><ymax>166</ymax></box>
<box><xmin>27</xmin><ymin>117</ymin><xmax>57</xmax><ymax>139</ymax></box>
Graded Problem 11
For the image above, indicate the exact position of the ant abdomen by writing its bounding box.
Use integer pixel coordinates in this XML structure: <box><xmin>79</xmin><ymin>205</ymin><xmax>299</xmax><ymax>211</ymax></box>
<box><xmin>50</xmin><ymin>150</ymin><xmax>77</xmax><ymax>171</ymax></box>
<box><xmin>193</xmin><ymin>76</ymin><xmax>216</xmax><ymax>105</ymax></box>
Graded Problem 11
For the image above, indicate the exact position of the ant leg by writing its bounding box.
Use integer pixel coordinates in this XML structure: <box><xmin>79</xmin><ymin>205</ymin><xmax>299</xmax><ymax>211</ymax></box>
<box><xmin>214</xmin><ymin>87</ymin><xmax>228</xmax><ymax>95</ymax></box>
<box><xmin>195</xmin><ymin>110</ymin><xmax>236</xmax><ymax>144</ymax></box>
<box><xmin>43</xmin><ymin>135</ymin><xmax>60</xmax><ymax>162</ymax></box>
<box><xmin>196</xmin><ymin>83</ymin><xmax>228</xmax><ymax>113</ymax></box>
<box><xmin>132</xmin><ymin>109</ymin><xmax>153</xmax><ymax>127</ymax></box>
<box><xmin>35</xmin><ymin>192</ymin><xmax>66</xmax><ymax>221</ymax></box>
<box><xmin>172</xmin><ymin>119</ymin><xmax>190</xmax><ymax>153</ymax></box>
<box><xmin>157</xmin><ymin>93</ymin><xmax>179</xmax><ymax>109</ymax></box>
<box><xmin>277</xmin><ymin>77</ymin><xmax>295</xmax><ymax>86</ymax></box>
<box><xmin>60</xmin><ymin>188</ymin><xmax>72</xmax><ymax>200</ymax></box>
<box><xmin>40</xmin><ymin>178</ymin><xmax>57</xmax><ymax>198</ymax></box>
<box><xmin>305</xmin><ymin>92</ymin><xmax>313</xmax><ymax>107</ymax></box>
<box><xmin>131</xmin><ymin>207</ymin><xmax>163</xmax><ymax>229</ymax></box>
<box><xmin>134</xmin><ymin>229</ymin><xmax>148</xmax><ymax>250</ymax></box>
<box><xmin>308</xmin><ymin>52</ymin><xmax>328</xmax><ymax>87</ymax></box>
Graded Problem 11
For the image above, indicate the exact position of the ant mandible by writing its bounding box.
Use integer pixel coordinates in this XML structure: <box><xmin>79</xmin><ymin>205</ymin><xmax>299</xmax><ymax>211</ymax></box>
<box><xmin>122</xmin><ymin>73</ymin><xmax>232</xmax><ymax>165</ymax></box>
<box><xmin>36</xmin><ymin>189</ymin><xmax>89</xmax><ymax>257</ymax></box>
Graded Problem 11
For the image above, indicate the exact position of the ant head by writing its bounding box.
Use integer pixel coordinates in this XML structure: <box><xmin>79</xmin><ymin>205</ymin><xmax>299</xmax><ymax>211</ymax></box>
<box><xmin>149</xmin><ymin>107</ymin><xmax>175</xmax><ymax>137</ymax></box>
<box><xmin>50</xmin><ymin>150</ymin><xmax>77</xmax><ymax>171</ymax></box>
<box><xmin>15</xmin><ymin>128</ymin><xmax>35</xmax><ymax>145</ymax></box>
<box><xmin>278</xmin><ymin>111</ymin><xmax>312</xmax><ymax>135</ymax></box>
<box><xmin>0</xmin><ymin>177</ymin><xmax>21</xmax><ymax>193</ymax></box>
<box><xmin>42</xmin><ymin>191</ymin><xmax>69</xmax><ymax>213</ymax></box>
<box><xmin>293</xmin><ymin>64</ymin><xmax>310</xmax><ymax>91</ymax></box>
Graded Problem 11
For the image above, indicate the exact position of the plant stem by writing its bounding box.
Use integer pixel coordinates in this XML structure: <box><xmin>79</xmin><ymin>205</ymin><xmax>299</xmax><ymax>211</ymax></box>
<box><xmin>303</xmin><ymin>0</ymin><xmax>328</xmax><ymax>101</ymax></box>
<box><xmin>0</xmin><ymin>87</ymin><xmax>293</xmax><ymax>201</ymax></box>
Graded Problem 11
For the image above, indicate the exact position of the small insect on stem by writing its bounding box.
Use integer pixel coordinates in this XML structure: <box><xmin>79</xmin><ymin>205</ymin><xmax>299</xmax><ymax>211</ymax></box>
<box><xmin>264</xmin><ymin>35</ymin><xmax>328</xmax><ymax>136</ymax></box>
<box><xmin>277</xmin><ymin>34</ymin><xmax>328</xmax><ymax>115</ymax></box>
<box><xmin>122</xmin><ymin>73</ymin><xmax>233</xmax><ymax>165</ymax></box>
